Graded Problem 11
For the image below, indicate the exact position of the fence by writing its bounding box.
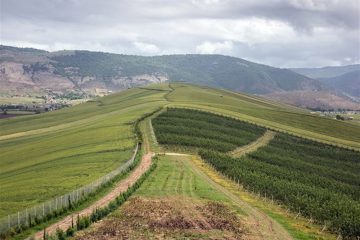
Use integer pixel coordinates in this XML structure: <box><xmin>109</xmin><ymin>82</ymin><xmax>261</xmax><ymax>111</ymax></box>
<box><xmin>0</xmin><ymin>143</ymin><xmax>139</xmax><ymax>234</ymax></box>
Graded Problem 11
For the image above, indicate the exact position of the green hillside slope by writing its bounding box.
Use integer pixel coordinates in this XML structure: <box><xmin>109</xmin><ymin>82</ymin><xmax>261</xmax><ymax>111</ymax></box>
<box><xmin>0</xmin><ymin>83</ymin><xmax>359</xmax><ymax>219</ymax></box>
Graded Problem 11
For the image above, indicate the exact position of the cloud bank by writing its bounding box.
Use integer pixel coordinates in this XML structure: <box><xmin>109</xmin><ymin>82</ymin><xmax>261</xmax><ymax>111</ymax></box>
<box><xmin>1</xmin><ymin>0</ymin><xmax>359</xmax><ymax>67</ymax></box>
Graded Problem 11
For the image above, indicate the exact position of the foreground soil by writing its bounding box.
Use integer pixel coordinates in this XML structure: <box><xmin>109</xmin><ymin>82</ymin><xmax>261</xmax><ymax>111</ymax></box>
<box><xmin>32</xmin><ymin>152</ymin><xmax>153</xmax><ymax>239</ymax></box>
<box><xmin>76</xmin><ymin>196</ymin><xmax>244</xmax><ymax>239</ymax></box>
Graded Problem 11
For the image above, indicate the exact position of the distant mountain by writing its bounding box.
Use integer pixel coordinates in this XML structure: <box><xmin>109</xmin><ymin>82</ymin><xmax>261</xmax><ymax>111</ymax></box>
<box><xmin>290</xmin><ymin>64</ymin><xmax>360</xmax><ymax>79</ymax></box>
<box><xmin>291</xmin><ymin>65</ymin><xmax>360</xmax><ymax>102</ymax></box>
<box><xmin>318</xmin><ymin>70</ymin><xmax>360</xmax><ymax>98</ymax></box>
<box><xmin>264</xmin><ymin>90</ymin><xmax>360</xmax><ymax>110</ymax></box>
<box><xmin>1</xmin><ymin>45</ymin><xmax>359</xmax><ymax>110</ymax></box>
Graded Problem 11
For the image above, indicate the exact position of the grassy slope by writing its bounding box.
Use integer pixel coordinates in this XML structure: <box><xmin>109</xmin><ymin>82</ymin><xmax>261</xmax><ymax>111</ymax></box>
<box><xmin>0</xmin><ymin>87</ymin><xmax>168</xmax><ymax>217</ymax></box>
<box><xmin>1</xmin><ymin>83</ymin><xmax>359</xmax><ymax>217</ymax></box>
<box><xmin>166</xmin><ymin>83</ymin><xmax>360</xmax><ymax>149</ymax></box>
<box><xmin>136</xmin><ymin>115</ymin><xmax>334</xmax><ymax>239</ymax></box>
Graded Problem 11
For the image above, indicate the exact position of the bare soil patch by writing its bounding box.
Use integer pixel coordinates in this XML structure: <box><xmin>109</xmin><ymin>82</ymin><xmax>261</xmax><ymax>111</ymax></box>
<box><xmin>76</xmin><ymin>196</ymin><xmax>244</xmax><ymax>239</ymax></box>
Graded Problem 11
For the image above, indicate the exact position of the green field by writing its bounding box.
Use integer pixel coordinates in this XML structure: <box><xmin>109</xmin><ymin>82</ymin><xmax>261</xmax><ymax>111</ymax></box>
<box><xmin>0</xmin><ymin>87</ymin><xmax>167</xmax><ymax>218</ymax></box>
<box><xmin>152</xmin><ymin>108</ymin><xmax>265</xmax><ymax>152</ymax></box>
<box><xmin>76</xmin><ymin>154</ymin><xmax>292</xmax><ymax>239</ymax></box>
<box><xmin>1</xmin><ymin>82</ymin><xmax>360</xmax><ymax>232</ymax></box>
<box><xmin>151</xmin><ymin>108</ymin><xmax>360</xmax><ymax>238</ymax></box>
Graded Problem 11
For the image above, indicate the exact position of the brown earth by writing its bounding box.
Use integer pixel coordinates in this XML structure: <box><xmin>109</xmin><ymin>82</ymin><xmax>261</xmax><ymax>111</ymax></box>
<box><xmin>263</xmin><ymin>90</ymin><xmax>360</xmax><ymax>110</ymax></box>
<box><xmin>76</xmin><ymin>196</ymin><xmax>244</xmax><ymax>240</ymax></box>
<box><xmin>31</xmin><ymin>152</ymin><xmax>153</xmax><ymax>240</ymax></box>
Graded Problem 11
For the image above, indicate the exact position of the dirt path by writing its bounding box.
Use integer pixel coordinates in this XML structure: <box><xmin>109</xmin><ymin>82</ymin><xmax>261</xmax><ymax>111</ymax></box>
<box><xmin>184</xmin><ymin>155</ymin><xmax>292</xmax><ymax>240</ymax></box>
<box><xmin>229</xmin><ymin>130</ymin><xmax>276</xmax><ymax>157</ymax></box>
<box><xmin>164</xmin><ymin>152</ymin><xmax>191</xmax><ymax>156</ymax></box>
<box><xmin>32</xmin><ymin>152</ymin><xmax>153</xmax><ymax>239</ymax></box>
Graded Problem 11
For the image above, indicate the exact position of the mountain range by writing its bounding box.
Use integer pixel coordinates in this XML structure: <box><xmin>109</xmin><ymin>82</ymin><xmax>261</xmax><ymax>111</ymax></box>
<box><xmin>1</xmin><ymin>45</ymin><xmax>359</xmax><ymax>110</ymax></box>
<box><xmin>291</xmin><ymin>65</ymin><xmax>360</xmax><ymax>104</ymax></box>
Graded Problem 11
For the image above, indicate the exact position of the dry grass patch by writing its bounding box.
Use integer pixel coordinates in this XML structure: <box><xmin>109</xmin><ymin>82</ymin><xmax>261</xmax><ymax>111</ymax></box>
<box><xmin>76</xmin><ymin>196</ymin><xmax>244</xmax><ymax>239</ymax></box>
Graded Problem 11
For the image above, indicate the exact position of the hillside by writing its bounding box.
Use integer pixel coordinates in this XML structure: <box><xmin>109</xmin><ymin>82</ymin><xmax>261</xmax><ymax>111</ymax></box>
<box><xmin>291</xmin><ymin>65</ymin><xmax>360</xmax><ymax>102</ymax></box>
<box><xmin>318</xmin><ymin>70</ymin><xmax>360</xmax><ymax>99</ymax></box>
<box><xmin>3</xmin><ymin>45</ymin><xmax>358</xmax><ymax>110</ymax></box>
<box><xmin>0</xmin><ymin>45</ymin><xmax>320</xmax><ymax>95</ymax></box>
<box><xmin>1</xmin><ymin>83</ymin><xmax>359</xmax><ymax>239</ymax></box>
<box><xmin>291</xmin><ymin>64</ymin><xmax>360</xmax><ymax>79</ymax></box>
<box><xmin>264</xmin><ymin>90</ymin><xmax>360</xmax><ymax>110</ymax></box>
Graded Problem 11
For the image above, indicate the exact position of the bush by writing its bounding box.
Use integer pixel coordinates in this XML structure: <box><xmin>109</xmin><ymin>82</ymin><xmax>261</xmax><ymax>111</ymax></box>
<box><xmin>56</xmin><ymin>228</ymin><xmax>66</xmax><ymax>240</ymax></box>
<box><xmin>66</xmin><ymin>227</ymin><xmax>75</xmax><ymax>237</ymax></box>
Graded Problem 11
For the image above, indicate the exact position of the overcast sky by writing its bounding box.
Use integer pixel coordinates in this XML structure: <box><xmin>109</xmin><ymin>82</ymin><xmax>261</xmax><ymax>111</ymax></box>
<box><xmin>1</xmin><ymin>0</ymin><xmax>359</xmax><ymax>67</ymax></box>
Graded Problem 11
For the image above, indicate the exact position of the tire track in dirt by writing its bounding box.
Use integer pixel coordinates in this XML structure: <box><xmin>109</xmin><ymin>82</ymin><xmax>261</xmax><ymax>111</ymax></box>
<box><xmin>229</xmin><ymin>130</ymin><xmax>276</xmax><ymax>157</ymax></box>
<box><xmin>184</xmin><ymin>155</ymin><xmax>293</xmax><ymax>240</ymax></box>
<box><xmin>31</xmin><ymin>152</ymin><xmax>153</xmax><ymax>239</ymax></box>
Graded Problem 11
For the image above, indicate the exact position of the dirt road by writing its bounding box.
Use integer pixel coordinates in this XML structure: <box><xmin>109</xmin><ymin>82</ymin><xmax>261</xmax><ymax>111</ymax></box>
<box><xmin>229</xmin><ymin>130</ymin><xmax>276</xmax><ymax>157</ymax></box>
<box><xmin>32</xmin><ymin>152</ymin><xmax>153</xmax><ymax>239</ymax></box>
<box><xmin>187</xmin><ymin>155</ymin><xmax>292</xmax><ymax>240</ymax></box>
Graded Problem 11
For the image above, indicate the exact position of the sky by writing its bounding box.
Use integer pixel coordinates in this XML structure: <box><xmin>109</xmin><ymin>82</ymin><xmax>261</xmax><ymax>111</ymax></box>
<box><xmin>1</xmin><ymin>0</ymin><xmax>359</xmax><ymax>68</ymax></box>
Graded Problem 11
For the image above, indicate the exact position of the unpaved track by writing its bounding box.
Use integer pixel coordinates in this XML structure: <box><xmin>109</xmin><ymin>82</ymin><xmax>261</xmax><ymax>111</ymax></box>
<box><xmin>32</xmin><ymin>152</ymin><xmax>153</xmax><ymax>239</ymax></box>
<box><xmin>183</xmin><ymin>155</ymin><xmax>292</xmax><ymax>240</ymax></box>
<box><xmin>229</xmin><ymin>130</ymin><xmax>276</xmax><ymax>157</ymax></box>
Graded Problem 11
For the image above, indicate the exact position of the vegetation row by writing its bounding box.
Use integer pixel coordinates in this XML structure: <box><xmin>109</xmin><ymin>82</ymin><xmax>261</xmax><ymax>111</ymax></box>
<box><xmin>152</xmin><ymin>108</ymin><xmax>265</xmax><ymax>152</ymax></box>
<box><xmin>199</xmin><ymin>133</ymin><xmax>360</xmax><ymax>238</ymax></box>
<box><xmin>45</xmin><ymin>156</ymin><xmax>158</xmax><ymax>240</ymax></box>
<box><xmin>0</xmin><ymin>109</ymin><xmax>161</xmax><ymax>239</ymax></box>
<box><xmin>152</xmin><ymin>108</ymin><xmax>360</xmax><ymax>238</ymax></box>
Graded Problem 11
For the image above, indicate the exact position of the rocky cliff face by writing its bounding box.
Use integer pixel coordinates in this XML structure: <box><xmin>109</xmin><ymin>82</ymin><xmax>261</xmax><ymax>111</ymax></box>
<box><xmin>0</xmin><ymin>47</ymin><xmax>168</xmax><ymax>96</ymax></box>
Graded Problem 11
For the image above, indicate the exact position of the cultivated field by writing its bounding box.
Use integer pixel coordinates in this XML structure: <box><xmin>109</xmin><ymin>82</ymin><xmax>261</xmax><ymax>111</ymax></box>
<box><xmin>152</xmin><ymin>108</ymin><xmax>360</xmax><ymax>238</ymax></box>
<box><xmin>1</xmin><ymin>83</ymin><xmax>359</xmax><ymax>239</ymax></box>
<box><xmin>0</xmin><ymin>87</ymin><xmax>167</xmax><ymax>218</ymax></box>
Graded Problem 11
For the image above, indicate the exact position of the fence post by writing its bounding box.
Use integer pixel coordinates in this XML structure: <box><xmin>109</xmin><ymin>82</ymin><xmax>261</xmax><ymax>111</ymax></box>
<box><xmin>8</xmin><ymin>215</ymin><xmax>10</xmax><ymax>229</ymax></box>
<box><xmin>17</xmin><ymin>212</ymin><xmax>20</xmax><ymax>227</ymax></box>
<box><xmin>42</xmin><ymin>203</ymin><xmax>45</xmax><ymax>217</ymax></box>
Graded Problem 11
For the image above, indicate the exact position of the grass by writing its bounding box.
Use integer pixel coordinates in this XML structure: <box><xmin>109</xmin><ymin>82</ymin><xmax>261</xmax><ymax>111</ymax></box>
<box><xmin>135</xmin><ymin>155</ymin><xmax>232</xmax><ymax>203</ymax></box>
<box><xmin>0</xmin><ymin>87</ymin><xmax>168</xmax><ymax>218</ymax></box>
<box><xmin>0</xmin><ymin>96</ymin><xmax>44</xmax><ymax>104</ymax></box>
<box><xmin>10</xmin><ymin>150</ymin><xmax>142</xmax><ymax>240</ymax></box>
<box><xmin>191</xmin><ymin>155</ymin><xmax>336</xmax><ymax>240</ymax></box>
<box><xmin>152</xmin><ymin>108</ymin><xmax>357</xmax><ymax>237</ymax></box>
<box><xmin>1</xmin><ymin>82</ymin><xmax>360</xmax><ymax>228</ymax></box>
<box><xmin>166</xmin><ymin>83</ymin><xmax>360</xmax><ymax>149</ymax></box>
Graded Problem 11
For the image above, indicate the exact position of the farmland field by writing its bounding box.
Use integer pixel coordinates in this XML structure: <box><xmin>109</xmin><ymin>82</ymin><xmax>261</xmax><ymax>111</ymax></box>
<box><xmin>1</xmin><ymin>83</ymin><xmax>360</xmax><ymax>239</ymax></box>
<box><xmin>0</xmin><ymin>87</ymin><xmax>167</xmax><ymax>218</ymax></box>
<box><xmin>152</xmin><ymin>108</ymin><xmax>265</xmax><ymax>152</ymax></box>
<box><xmin>151</xmin><ymin>107</ymin><xmax>360</xmax><ymax>238</ymax></box>
<box><xmin>75</xmin><ymin>154</ymin><xmax>290</xmax><ymax>239</ymax></box>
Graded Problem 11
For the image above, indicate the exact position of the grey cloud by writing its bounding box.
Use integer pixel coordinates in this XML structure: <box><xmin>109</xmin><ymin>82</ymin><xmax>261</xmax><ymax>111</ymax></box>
<box><xmin>1</xmin><ymin>0</ymin><xmax>359</xmax><ymax>67</ymax></box>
